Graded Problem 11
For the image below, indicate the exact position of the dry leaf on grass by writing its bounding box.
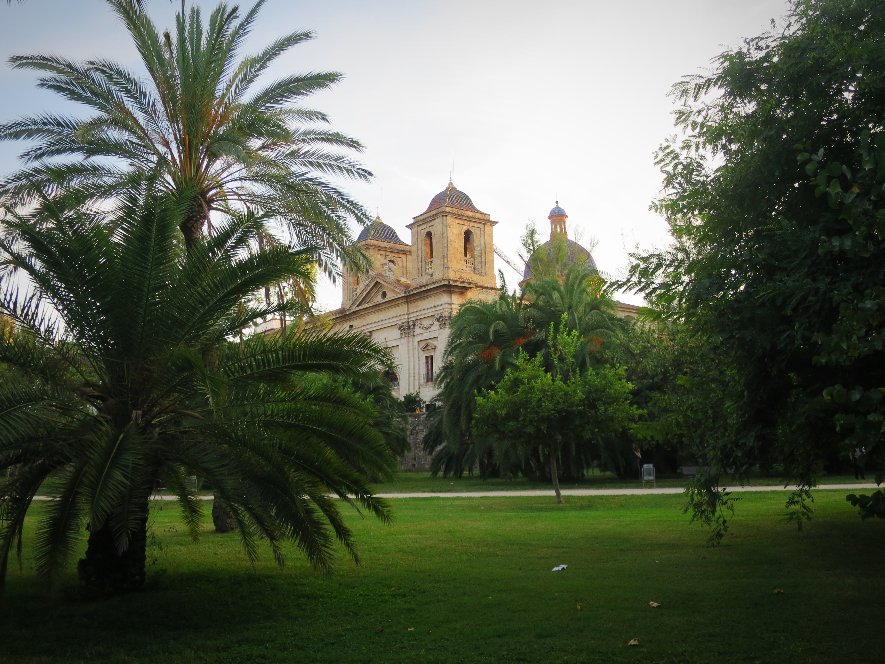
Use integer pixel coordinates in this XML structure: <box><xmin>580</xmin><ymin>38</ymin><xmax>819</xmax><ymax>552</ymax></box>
<box><xmin>628</xmin><ymin>638</ymin><xmax>640</xmax><ymax>646</ymax></box>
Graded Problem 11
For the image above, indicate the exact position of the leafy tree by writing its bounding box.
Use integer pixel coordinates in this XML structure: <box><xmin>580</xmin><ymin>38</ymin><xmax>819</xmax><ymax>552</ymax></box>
<box><xmin>0</xmin><ymin>0</ymin><xmax>371</xmax><ymax>272</ymax></box>
<box><xmin>473</xmin><ymin>323</ymin><xmax>636</xmax><ymax>503</ymax></box>
<box><xmin>622</xmin><ymin>0</ymin><xmax>885</xmax><ymax>522</ymax></box>
<box><xmin>0</xmin><ymin>184</ymin><xmax>394</xmax><ymax>594</ymax></box>
<box><xmin>426</xmin><ymin>259</ymin><xmax>624</xmax><ymax>479</ymax></box>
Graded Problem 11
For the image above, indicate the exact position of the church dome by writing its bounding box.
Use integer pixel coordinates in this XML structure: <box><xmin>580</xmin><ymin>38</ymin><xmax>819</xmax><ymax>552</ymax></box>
<box><xmin>523</xmin><ymin>200</ymin><xmax>595</xmax><ymax>281</ymax></box>
<box><xmin>549</xmin><ymin>203</ymin><xmax>567</xmax><ymax>217</ymax></box>
<box><xmin>424</xmin><ymin>181</ymin><xmax>484</xmax><ymax>214</ymax></box>
<box><xmin>522</xmin><ymin>238</ymin><xmax>597</xmax><ymax>280</ymax></box>
<box><xmin>356</xmin><ymin>216</ymin><xmax>408</xmax><ymax>245</ymax></box>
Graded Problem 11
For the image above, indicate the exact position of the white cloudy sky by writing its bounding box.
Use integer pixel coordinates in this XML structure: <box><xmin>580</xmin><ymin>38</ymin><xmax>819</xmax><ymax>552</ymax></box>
<box><xmin>0</xmin><ymin>0</ymin><xmax>792</xmax><ymax>309</ymax></box>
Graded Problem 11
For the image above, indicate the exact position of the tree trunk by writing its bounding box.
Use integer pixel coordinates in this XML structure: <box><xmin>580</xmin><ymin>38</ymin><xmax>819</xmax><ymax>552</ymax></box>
<box><xmin>550</xmin><ymin>448</ymin><xmax>563</xmax><ymax>505</ymax></box>
<box><xmin>211</xmin><ymin>493</ymin><xmax>237</xmax><ymax>533</ymax></box>
<box><xmin>77</xmin><ymin>509</ymin><xmax>149</xmax><ymax>594</ymax></box>
<box><xmin>179</xmin><ymin>195</ymin><xmax>208</xmax><ymax>249</ymax></box>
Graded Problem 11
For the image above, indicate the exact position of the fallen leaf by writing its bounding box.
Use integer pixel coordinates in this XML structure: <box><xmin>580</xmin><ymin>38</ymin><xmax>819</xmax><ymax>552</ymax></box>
<box><xmin>648</xmin><ymin>601</ymin><xmax>661</xmax><ymax>608</ymax></box>
<box><xmin>628</xmin><ymin>638</ymin><xmax>640</xmax><ymax>646</ymax></box>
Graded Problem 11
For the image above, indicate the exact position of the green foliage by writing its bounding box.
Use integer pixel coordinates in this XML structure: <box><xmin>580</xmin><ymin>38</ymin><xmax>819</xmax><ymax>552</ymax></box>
<box><xmin>400</xmin><ymin>392</ymin><xmax>425</xmax><ymax>414</ymax></box>
<box><xmin>682</xmin><ymin>476</ymin><xmax>738</xmax><ymax>547</ymax></box>
<box><xmin>622</xmin><ymin>0</ymin><xmax>885</xmax><ymax>526</ymax></box>
<box><xmin>472</xmin><ymin>323</ymin><xmax>637</xmax><ymax>502</ymax></box>
<box><xmin>427</xmin><ymin>261</ymin><xmax>629</xmax><ymax>481</ymax></box>
<box><xmin>423</xmin><ymin>288</ymin><xmax>530</xmax><ymax>477</ymax></box>
<box><xmin>343</xmin><ymin>372</ymin><xmax>409</xmax><ymax>466</ymax></box>
<box><xmin>846</xmin><ymin>489</ymin><xmax>885</xmax><ymax>520</ymax></box>
<box><xmin>524</xmin><ymin>231</ymin><xmax>594</xmax><ymax>282</ymax></box>
<box><xmin>0</xmin><ymin>0</ymin><xmax>372</xmax><ymax>274</ymax></box>
<box><xmin>0</xmin><ymin>183</ymin><xmax>395</xmax><ymax>593</ymax></box>
<box><xmin>784</xmin><ymin>485</ymin><xmax>815</xmax><ymax>532</ymax></box>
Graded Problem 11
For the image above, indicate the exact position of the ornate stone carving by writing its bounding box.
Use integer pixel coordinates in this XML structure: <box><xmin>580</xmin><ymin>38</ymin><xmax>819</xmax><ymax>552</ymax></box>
<box><xmin>400</xmin><ymin>314</ymin><xmax>451</xmax><ymax>336</ymax></box>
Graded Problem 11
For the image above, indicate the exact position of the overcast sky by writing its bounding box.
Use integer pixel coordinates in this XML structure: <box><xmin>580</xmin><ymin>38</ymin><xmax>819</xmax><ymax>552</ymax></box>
<box><xmin>0</xmin><ymin>0</ymin><xmax>792</xmax><ymax>309</ymax></box>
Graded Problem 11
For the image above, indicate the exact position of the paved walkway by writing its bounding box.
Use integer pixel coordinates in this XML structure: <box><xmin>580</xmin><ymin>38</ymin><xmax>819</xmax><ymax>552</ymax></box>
<box><xmin>373</xmin><ymin>483</ymin><xmax>876</xmax><ymax>499</ymax></box>
<box><xmin>28</xmin><ymin>482</ymin><xmax>878</xmax><ymax>501</ymax></box>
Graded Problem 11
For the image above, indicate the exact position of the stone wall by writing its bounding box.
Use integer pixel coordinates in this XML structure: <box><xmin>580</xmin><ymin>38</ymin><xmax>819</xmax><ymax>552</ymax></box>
<box><xmin>399</xmin><ymin>412</ymin><xmax>433</xmax><ymax>471</ymax></box>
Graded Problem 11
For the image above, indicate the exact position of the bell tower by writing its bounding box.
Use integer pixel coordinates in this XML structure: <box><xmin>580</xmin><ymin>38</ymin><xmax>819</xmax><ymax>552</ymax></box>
<box><xmin>407</xmin><ymin>181</ymin><xmax>496</xmax><ymax>289</ymax></box>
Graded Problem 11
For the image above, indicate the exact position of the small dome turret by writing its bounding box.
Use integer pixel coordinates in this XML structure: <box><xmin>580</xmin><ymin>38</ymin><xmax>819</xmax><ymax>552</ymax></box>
<box><xmin>549</xmin><ymin>202</ymin><xmax>567</xmax><ymax>217</ymax></box>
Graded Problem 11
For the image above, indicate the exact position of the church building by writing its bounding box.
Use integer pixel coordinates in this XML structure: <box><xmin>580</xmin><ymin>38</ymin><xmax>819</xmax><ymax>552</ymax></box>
<box><xmin>330</xmin><ymin>181</ymin><xmax>498</xmax><ymax>402</ymax></box>
<box><xmin>329</xmin><ymin>181</ymin><xmax>630</xmax><ymax>403</ymax></box>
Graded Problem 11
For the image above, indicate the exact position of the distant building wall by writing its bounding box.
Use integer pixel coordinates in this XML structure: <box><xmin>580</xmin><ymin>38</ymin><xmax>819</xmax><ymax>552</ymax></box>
<box><xmin>399</xmin><ymin>412</ymin><xmax>432</xmax><ymax>471</ymax></box>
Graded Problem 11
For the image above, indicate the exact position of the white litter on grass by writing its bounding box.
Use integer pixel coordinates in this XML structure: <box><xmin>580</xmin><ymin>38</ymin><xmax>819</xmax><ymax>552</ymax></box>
<box><xmin>551</xmin><ymin>564</ymin><xmax>568</xmax><ymax>572</ymax></box>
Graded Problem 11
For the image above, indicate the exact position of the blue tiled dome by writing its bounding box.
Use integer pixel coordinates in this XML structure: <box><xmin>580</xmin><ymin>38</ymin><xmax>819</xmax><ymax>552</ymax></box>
<box><xmin>356</xmin><ymin>217</ymin><xmax>408</xmax><ymax>245</ymax></box>
<box><xmin>549</xmin><ymin>202</ymin><xmax>567</xmax><ymax>217</ymax></box>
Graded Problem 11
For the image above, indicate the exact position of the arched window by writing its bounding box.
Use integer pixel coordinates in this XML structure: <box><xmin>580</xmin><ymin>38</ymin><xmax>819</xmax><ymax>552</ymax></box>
<box><xmin>423</xmin><ymin>231</ymin><xmax>434</xmax><ymax>259</ymax></box>
<box><xmin>463</xmin><ymin>229</ymin><xmax>475</xmax><ymax>270</ymax></box>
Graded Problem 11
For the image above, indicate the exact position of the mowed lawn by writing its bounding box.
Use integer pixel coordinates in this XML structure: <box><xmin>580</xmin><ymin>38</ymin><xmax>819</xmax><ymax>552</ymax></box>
<box><xmin>1</xmin><ymin>491</ymin><xmax>882</xmax><ymax>663</ymax></box>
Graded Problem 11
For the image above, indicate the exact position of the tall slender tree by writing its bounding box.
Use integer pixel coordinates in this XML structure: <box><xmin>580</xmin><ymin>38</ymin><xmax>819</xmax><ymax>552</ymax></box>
<box><xmin>0</xmin><ymin>0</ymin><xmax>372</xmax><ymax>273</ymax></box>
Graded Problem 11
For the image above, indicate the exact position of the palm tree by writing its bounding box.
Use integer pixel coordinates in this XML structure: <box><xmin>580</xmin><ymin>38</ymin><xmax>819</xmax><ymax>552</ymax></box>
<box><xmin>424</xmin><ymin>289</ymin><xmax>531</xmax><ymax>477</ymax></box>
<box><xmin>0</xmin><ymin>183</ymin><xmax>394</xmax><ymax>594</ymax></box>
<box><xmin>522</xmin><ymin>265</ymin><xmax>617</xmax><ymax>370</ymax></box>
<box><xmin>427</xmin><ymin>264</ymin><xmax>621</xmax><ymax>478</ymax></box>
<box><xmin>0</xmin><ymin>0</ymin><xmax>371</xmax><ymax>273</ymax></box>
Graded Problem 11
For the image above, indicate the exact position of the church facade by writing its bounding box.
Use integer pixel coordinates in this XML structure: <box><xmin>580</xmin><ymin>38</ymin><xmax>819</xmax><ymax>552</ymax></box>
<box><xmin>329</xmin><ymin>181</ymin><xmax>637</xmax><ymax>403</ymax></box>
<box><xmin>330</xmin><ymin>182</ymin><xmax>498</xmax><ymax>402</ymax></box>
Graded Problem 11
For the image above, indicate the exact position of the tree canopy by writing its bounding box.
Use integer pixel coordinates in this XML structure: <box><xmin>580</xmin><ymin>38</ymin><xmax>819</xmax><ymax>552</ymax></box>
<box><xmin>622</xmin><ymin>0</ymin><xmax>884</xmax><ymax>519</ymax></box>
<box><xmin>473</xmin><ymin>322</ymin><xmax>636</xmax><ymax>503</ymax></box>
<box><xmin>424</xmin><ymin>262</ymin><xmax>634</xmax><ymax>483</ymax></box>
<box><xmin>0</xmin><ymin>183</ymin><xmax>395</xmax><ymax>593</ymax></box>
<box><xmin>0</xmin><ymin>0</ymin><xmax>371</xmax><ymax>273</ymax></box>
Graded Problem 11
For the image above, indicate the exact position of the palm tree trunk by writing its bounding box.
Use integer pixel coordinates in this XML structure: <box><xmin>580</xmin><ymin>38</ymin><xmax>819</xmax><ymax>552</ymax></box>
<box><xmin>211</xmin><ymin>495</ymin><xmax>237</xmax><ymax>533</ymax></box>
<box><xmin>77</xmin><ymin>508</ymin><xmax>149</xmax><ymax>594</ymax></box>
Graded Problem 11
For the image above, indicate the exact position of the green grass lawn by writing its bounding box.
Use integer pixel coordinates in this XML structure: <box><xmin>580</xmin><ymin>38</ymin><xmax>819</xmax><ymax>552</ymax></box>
<box><xmin>1</xmin><ymin>491</ymin><xmax>882</xmax><ymax>663</ymax></box>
